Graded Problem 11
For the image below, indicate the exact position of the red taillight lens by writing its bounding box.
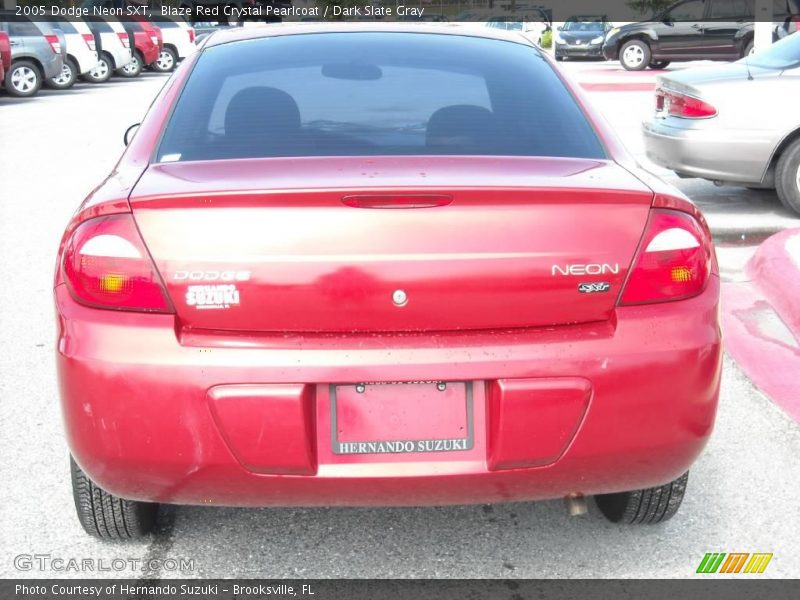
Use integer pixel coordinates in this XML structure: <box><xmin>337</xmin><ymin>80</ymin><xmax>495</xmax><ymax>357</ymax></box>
<box><xmin>656</xmin><ymin>88</ymin><xmax>717</xmax><ymax>119</ymax></box>
<box><xmin>45</xmin><ymin>34</ymin><xmax>61</xmax><ymax>54</ymax></box>
<box><xmin>82</xmin><ymin>33</ymin><xmax>95</xmax><ymax>51</ymax></box>
<box><xmin>63</xmin><ymin>214</ymin><xmax>173</xmax><ymax>313</ymax></box>
<box><xmin>188</xmin><ymin>28</ymin><xmax>195</xmax><ymax>44</ymax></box>
<box><xmin>619</xmin><ymin>209</ymin><xmax>713</xmax><ymax>306</ymax></box>
<box><xmin>118</xmin><ymin>32</ymin><xmax>130</xmax><ymax>48</ymax></box>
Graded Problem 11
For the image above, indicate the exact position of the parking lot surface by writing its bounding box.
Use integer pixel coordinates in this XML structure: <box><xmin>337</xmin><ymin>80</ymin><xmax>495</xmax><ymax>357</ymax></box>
<box><xmin>1</xmin><ymin>62</ymin><xmax>799</xmax><ymax>579</ymax></box>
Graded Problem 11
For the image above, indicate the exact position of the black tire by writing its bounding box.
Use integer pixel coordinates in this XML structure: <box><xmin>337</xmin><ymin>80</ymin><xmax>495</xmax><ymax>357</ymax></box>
<box><xmin>152</xmin><ymin>46</ymin><xmax>178</xmax><ymax>73</ymax></box>
<box><xmin>116</xmin><ymin>51</ymin><xmax>142</xmax><ymax>78</ymax></box>
<box><xmin>82</xmin><ymin>53</ymin><xmax>113</xmax><ymax>83</ymax></box>
<box><xmin>5</xmin><ymin>60</ymin><xmax>42</xmax><ymax>97</ymax></box>
<box><xmin>46</xmin><ymin>56</ymin><xmax>78</xmax><ymax>90</ymax></box>
<box><xmin>619</xmin><ymin>39</ymin><xmax>651</xmax><ymax>71</ymax></box>
<box><xmin>649</xmin><ymin>60</ymin><xmax>671</xmax><ymax>70</ymax></box>
<box><xmin>70</xmin><ymin>456</ymin><xmax>158</xmax><ymax>539</ymax></box>
<box><xmin>595</xmin><ymin>472</ymin><xmax>689</xmax><ymax>524</ymax></box>
<box><xmin>775</xmin><ymin>138</ymin><xmax>800</xmax><ymax>215</ymax></box>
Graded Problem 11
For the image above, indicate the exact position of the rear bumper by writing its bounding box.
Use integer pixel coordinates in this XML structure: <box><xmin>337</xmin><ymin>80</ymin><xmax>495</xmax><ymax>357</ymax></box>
<box><xmin>642</xmin><ymin>118</ymin><xmax>772</xmax><ymax>184</ymax></box>
<box><xmin>138</xmin><ymin>43</ymin><xmax>159</xmax><ymax>66</ymax></box>
<box><xmin>56</xmin><ymin>279</ymin><xmax>722</xmax><ymax>507</ymax></box>
<box><xmin>41</xmin><ymin>53</ymin><xmax>64</xmax><ymax>80</ymax></box>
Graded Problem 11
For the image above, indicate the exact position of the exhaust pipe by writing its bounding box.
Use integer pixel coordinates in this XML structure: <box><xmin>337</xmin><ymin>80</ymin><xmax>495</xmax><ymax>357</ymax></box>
<box><xmin>565</xmin><ymin>493</ymin><xmax>587</xmax><ymax>516</ymax></box>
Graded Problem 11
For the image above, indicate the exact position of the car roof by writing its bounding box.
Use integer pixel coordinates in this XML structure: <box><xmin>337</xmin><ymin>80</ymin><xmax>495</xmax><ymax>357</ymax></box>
<box><xmin>202</xmin><ymin>23</ymin><xmax>537</xmax><ymax>49</ymax></box>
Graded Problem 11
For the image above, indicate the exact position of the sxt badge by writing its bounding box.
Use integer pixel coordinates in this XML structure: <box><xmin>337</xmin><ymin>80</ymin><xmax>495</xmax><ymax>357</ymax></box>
<box><xmin>578</xmin><ymin>282</ymin><xmax>611</xmax><ymax>294</ymax></box>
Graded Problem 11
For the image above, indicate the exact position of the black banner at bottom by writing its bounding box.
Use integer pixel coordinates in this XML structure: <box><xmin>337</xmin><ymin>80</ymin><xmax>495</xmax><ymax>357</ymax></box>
<box><xmin>1</xmin><ymin>580</ymin><xmax>798</xmax><ymax>600</ymax></box>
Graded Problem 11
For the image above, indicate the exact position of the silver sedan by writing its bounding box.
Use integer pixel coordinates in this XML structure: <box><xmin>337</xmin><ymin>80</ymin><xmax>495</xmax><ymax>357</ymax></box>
<box><xmin>642</xmin><ymin>33</ymin><xmax>800</xmax><ymax>215</ymax></box>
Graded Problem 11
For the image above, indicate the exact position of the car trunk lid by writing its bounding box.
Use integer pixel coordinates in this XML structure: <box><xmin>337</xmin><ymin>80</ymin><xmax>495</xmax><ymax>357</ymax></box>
<box><xmin>130</xmin><ymin>156</ymin><xmax>653</xmax><ymax>333</ymax></box>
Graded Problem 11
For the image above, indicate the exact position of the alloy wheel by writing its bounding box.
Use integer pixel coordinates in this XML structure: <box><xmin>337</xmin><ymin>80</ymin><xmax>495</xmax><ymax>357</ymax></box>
<box><xmin>52</xmin><ymin>63</ymin><xmax>73</xmax><ymax>86</ymax></box>
<box><xmin>91</xmin><ymin>59</ymin><xmax>109</xmax><ymax>80</ymax></box>
<box><xmin>156</xmin><ymin>50</ymin><xmax>174</xmax><ymax>71</ymax></box>
<box><xmin>622</xmin><ymin>45</ymin><xmax>644</xmax><ymax>68</ymax></box>
<box><xmin>11</xmin><ymin>66</ymin><xmax>37</xmax><ymax>93</ymax></box>
<box><xmin>796</xmin><ymin>163</ymin><xmax>800</xmax><ymax>194</ymax></box>
<box><xmin>122</xmin><ymin>56</ymin><xmax>140</xmax><ymax>75</ymax></box>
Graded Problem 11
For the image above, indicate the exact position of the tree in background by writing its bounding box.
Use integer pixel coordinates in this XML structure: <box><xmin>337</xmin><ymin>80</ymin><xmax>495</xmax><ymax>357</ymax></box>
<box><xmin>627</xmin><ymin>0</ymin><xmax>675</xmax><ymax>16</ymax></box>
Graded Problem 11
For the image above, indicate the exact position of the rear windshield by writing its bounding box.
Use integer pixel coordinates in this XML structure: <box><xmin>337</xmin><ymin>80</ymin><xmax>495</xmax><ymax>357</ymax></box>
<box><xmin>747</xmin><ymin>31</ymin><xmax>800</xmax><ymax>69</ymax></box>
<box><xmin>157</xmin><ymin>32</ymin><xmax>605</xmax><ymax>162</ymax></box>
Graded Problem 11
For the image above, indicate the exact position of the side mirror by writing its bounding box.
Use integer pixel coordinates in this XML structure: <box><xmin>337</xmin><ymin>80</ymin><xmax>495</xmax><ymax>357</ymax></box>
<box><xmin>124</xmin><ymin>123</ymin><xmax>140</xmax><ymax>146</ymax></box>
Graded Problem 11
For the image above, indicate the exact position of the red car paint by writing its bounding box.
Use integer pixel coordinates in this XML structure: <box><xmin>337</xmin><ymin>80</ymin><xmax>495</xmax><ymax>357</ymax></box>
<box><xmin>54</xmin><ymin>25</ymin><xmax>722</xmax><ymax>508</ymax></box>
<box><xmin>126</xmin><ymin>20</ymin><xmax>162</xmax><ymax>66</ymax></box>
<box><xmin>0</xmin><ymin>31</ymin><xmax>11</xmax><ymax>78</ymax></box>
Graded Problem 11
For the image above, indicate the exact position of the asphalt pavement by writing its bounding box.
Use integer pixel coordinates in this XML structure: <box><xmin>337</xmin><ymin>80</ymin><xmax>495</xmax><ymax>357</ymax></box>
<box><xmin>1</xmin><ymin>62</ymin><xmax>799</xmax><ymax>579</ymax></box>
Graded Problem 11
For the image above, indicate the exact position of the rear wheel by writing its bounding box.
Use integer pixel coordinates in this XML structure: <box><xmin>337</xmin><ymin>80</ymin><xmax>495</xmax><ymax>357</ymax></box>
<box><xmin>649</xmin><ymin>60</ymin><xmax>671</xmax><ymax>70</ymax></box>
<box><xmin>46</xmin><ymin>56</ymin><xmax>78</xmax><ymax>89</ymax></box>
<box><xmin>595</xmin><ymin>472</ymin><xmax>689</xmax><ymax>524</ymax></box>
<box><xmin>619</xmin><ymin>39</ymin><xmax>651</xmax><ymax>71</ymax></box>
<box><xmin>116</xmin><ymin>51</ymin><xmax>142</xmax><ymax>78</ymax></box>
<box><xmin>5</xmin><ymin>60</ymin><xmax>42</xmax><ymax>97</ymax></box>
<box><xmin>82</xmin><ymin>53</ymin><xmax>112</xmax><ymax>83</ymax></box>
<box><xmin>775</xmin><ymin>138</ymin><xmax>800</xmax><ymax>215</ymax></box>
<box><xmin>71</xmin><ymin>456</ymin><xmax>158</xmax><ymax>539</ymax></box>
<box><xmin>153</xmin><ymin>46</ymin><xmax>177</xmax><ymax>73</ymax></box>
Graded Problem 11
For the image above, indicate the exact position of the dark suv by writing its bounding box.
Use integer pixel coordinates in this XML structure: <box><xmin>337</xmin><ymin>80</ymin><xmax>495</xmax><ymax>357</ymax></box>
<box><xmin>603</xmin><ymin>0</ymin><xmax>800</xmax><ymax>70</ymax></box>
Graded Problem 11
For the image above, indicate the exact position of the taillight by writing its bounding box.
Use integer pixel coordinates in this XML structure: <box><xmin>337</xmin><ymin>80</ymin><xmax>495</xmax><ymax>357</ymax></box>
<box><xmin>655</xmin><ymin>88</ymin><xmax>717</xmax><ymax>119</ymax></box>
<box><xmin>45</xmin><ymin>34</ymin><xmax>61</xmax><ymax>54</ymax></box>
<box><xmin>82</xmin><ymin>33</ymin><xmax>95</xmax><ymax>51</ymax></box>
<box><xmin>619</xmin><ymin>209</ymin><xmax>713</xmax><ymax>306</ymax></box>
<box><xmin>117</xmin><ymin>32</ymin><xmax>130</xmax><ymax>48</ymax></box>
<box><xmin>188</xmin><ymin>28</ymin><xmax>195</xmax><ymax>44</ymax></box>
<box><xmin>63</xmin><ymin>214</ymin><xmax>173</xmax><ymax>313</ymax></box>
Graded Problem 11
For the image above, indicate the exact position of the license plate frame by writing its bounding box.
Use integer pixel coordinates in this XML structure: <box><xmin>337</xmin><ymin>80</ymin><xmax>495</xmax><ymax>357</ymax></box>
<box><xmin>330</xmin><ymin>381</ymin><xmax>474</xmax><ymax>456</ymax></box>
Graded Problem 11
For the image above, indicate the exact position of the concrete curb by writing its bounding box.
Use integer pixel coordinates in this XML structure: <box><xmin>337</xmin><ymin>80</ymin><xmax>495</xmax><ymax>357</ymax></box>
<box><xmin>747</xmin><ymin>228</ymin><xmax>800</xmax><ymax>338</ymax></box>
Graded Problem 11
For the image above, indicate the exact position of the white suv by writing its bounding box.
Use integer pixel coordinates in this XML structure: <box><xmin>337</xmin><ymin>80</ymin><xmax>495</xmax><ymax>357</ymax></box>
<box><xmin>83</xmin><ymin>18</ymin><xmax>132</xmax><ymax>83</ymax></box>
<box><xmin>46</xmin><ymin>20</ymin><xmax>98</xmax><ymax>89</ymax></box>
<box><xmin>151</xmin><ymin>19</ymin><xmax>196</xmax><ymax>73</ymax></box>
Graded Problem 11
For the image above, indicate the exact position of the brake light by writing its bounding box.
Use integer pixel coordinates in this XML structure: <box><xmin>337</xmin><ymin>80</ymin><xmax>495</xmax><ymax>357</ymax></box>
<box><xmin>82</xmin><ymin>33</ymin><xmax>95</xmax><ymax>51</ymax></box>
<box><xmin>619</xmin><ymin>209</ymin><xmax>713</xmax><ymax>305</ymax></box>
<box><xmin>63</xmin><ymin>214</ymin><xmax>173</xmax><ymax>313</ymax></box>
<box><xmin>117</xmin><ymin>32</ymin><xmax>130</xmax><ymax>48</ymax></box>
<box><xmin>188</xmin><ymin>28</ymin><xmax>195</xmax><ymax>44</ymax></box>
<box><xmin>45</xmin><ymin>34</ymin><xmax>61</xmax><ymax>54</ymax></box>
<box><xmin>655</xmin><ymin>88</ymin><xmax>717</xmax><ymax>119</ymax></box>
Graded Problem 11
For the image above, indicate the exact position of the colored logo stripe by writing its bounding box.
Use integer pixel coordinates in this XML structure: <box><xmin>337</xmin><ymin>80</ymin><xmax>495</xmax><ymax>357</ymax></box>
<box><xmin>697</xmin><ymin>553</ymin><xmax>773</xmax><ymax>574</ymax></box>
<box><xmin>697</xmin><ymin>553</ymin><xmax>726</xmax><ymax>573</ymax></box>
<box><xmin>744</xmin><ymin>553</ymin><xmax>773</xmax><ymax>574</ymax></box>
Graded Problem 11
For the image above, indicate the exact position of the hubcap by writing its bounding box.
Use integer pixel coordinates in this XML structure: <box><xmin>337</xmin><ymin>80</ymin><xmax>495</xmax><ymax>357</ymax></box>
<box><xmin>795</xmin><ymin>163</ymin><xmax>800</xmax><ymax>193</ymax></box>
<box><xmin>91</xmin><ymin>59</ymin><xmax>109</xmax><ymax>79</ymax></box>
<box><xmin>123</xmin><ymin>57</ymin><xmax>139</xmax><ymax>74</ymax></box>
<box><xmin>156</xmin><ymin>51</ymin><xmax>174</xmax><ymax>70</ymax></box>
<box><xmin>623</xmin><ymin>45</ymin><xmax>644</xmax><ymax>66</ymax></box>
<box><xmin>53</xmin><ymin>63</ymin><xmax>72</xmax><ymax>86</ymax></box>
<box><xmin>11</xmin><ymin>66</ymin><xmax>36</xmax><ymax>92</ymax></box>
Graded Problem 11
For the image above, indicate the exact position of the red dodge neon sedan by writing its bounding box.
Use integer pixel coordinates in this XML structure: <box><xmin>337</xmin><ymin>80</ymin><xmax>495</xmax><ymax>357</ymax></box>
<box><xmin>55</xmin><ymin>24</ymin><xmax>722</xmax><ymax>539</ymax></box>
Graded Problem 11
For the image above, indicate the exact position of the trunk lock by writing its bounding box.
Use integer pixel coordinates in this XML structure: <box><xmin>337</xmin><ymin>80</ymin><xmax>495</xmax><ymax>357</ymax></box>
<box><xmin>392</xmin><ymin>289</ymin><xmax>408</xmax><ymax>307</ymax></box>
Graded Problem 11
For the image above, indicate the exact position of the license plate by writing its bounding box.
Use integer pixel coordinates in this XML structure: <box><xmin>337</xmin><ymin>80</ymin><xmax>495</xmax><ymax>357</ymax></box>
<box><xmin>331</xmin><ymin>381</ymin><xmax>473</xmax><ymax>455</ymax></box>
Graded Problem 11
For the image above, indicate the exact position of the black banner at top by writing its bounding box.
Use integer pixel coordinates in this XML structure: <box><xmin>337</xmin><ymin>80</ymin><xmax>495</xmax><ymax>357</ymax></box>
<box><xmin>3</xmin><ymin>0</ymin><xmax>799</xmax><ymax>23</ymax></box>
